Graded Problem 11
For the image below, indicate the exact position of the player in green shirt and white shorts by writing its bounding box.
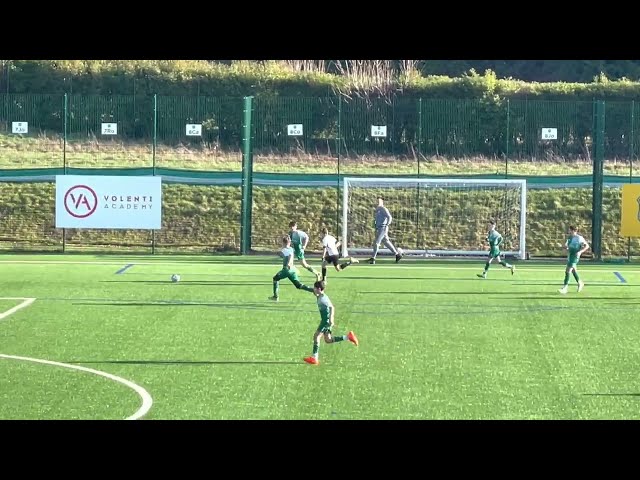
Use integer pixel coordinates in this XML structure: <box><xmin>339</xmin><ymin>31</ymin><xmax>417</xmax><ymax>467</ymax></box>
<box><xmin>303</xmin><ymin>280</ymin><xmax>359</xmax><ymax>366</ymax></box>
<box><xmin>559</xmin><ymin>225</ymin><xmax>589</xmax><ymax>294</ymax></box>
<box><xmin>269</xmin><ymin>236</ymin><xmax>315</xmax><ymax>301</ymax></box>
<box><xmin>477</xmin><ymin>220</ymin><xmax>515</xmax><ymax>279</ymax></box>
<box><xmin>288</xmin><ymin>221</ymin><xmax>320</xmax><ymax>279</ymax></box>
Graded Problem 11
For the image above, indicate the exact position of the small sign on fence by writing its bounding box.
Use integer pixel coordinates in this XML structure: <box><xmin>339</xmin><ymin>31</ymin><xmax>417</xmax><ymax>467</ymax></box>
<box><xmin>541</xmin><ymin>128</ymin><xmax>558</xmax><ymax>140</ymax></box>
<box><xmin>12</xmin><ymin>122</ymin><xmax>28</xmax><ymax>134</ymax></box>
<box><xmin>287</xmin><ymin>124</ymin><xmax>303</xmax><ymax>136</ymax></box>
<box><xmin>186</xmin><ymin>124</ymin><xmax>202</xmax><ymax>136</ymax></box>
<box><xmin>101</xmin><ymin>123</ymin><xmax>118</xmax><ymax>135</ymax></box>
<box><xmin>371</xmin><ymin>125</ymin><xmax>387</xmax><ymax>138</ymax></box>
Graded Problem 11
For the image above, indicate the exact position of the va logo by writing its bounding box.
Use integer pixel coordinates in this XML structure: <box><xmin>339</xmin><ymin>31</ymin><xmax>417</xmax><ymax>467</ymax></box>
<box><xmin>64</xmin><ymin>185</ymin><xmax>98</xmax><ymax>219</ymax></box>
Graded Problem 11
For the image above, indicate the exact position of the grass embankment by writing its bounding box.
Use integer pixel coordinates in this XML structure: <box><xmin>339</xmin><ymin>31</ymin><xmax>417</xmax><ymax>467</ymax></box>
<box><xmin>0</xmin><ymin>182</ymin><xmax>634</xmax><ymax>257</ymax></box>
<box><xmin>0</xmin><ymin>134</ymin><xmax>635</xmax><ymax>175</ymax></box>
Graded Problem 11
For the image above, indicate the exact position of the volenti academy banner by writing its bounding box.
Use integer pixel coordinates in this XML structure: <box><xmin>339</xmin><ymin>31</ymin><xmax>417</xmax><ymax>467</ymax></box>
<box><xmin>55</xmin><ymin>175</ymin><xmax>162</xmax><ymax>229</ymax></box>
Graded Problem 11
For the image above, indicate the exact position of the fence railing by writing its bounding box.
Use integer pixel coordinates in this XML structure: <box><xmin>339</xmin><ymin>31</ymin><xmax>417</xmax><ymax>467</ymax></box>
<box><xmin>2</xmin><ymin>94</ymin><xmax>640</xmax><ymax>164</ymax></box>
<box><xmin>1</xmin><ymin>94</ymin><xmax>640</xmax><ymax>259</ymax></box>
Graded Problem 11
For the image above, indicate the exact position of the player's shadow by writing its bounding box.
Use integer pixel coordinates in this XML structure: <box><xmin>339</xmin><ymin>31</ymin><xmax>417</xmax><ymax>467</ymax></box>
<box><xmin>101</xmin><ymin>280</ymin><xmax>268</xmax><ymax>286</ymax></box>
<box><xmin>67</xmin><ymin>359</ymin><xmax>302</xmax><ymax>365</ymax></box>
<box><xmin>508</xmin><ymin>296</ymin><xmax>632</xmax><ymax>301</ymax></box>
<box><xmin>359</xmin><ymin>292</ymin><xmax>633</xmax><ymax>300</ymax></box>
<box><xmin>582</xmin><ymin>393</ymin><xmax>640</xmax><ymax>397</ymax></box>
<box><xmin>95</xmin><ymin>254</ymin><xmax>281</xmax><ymax>264</ymax></box>
<box><xmin>339</xmin><ymin>276</ymin><xmax>517</xmax><ymax>282</ymax></box>
<box><xmin>358</xmin><ymin>291</ymin><xmax>550</xmax><ymax>295</ymax></box>
<box><xmin>72</xmin><ymin>301</ymin><xmax>288</xmax><ymax>312</ymax></box>
<box><xmin>515</xmin><ymin>282</ymin><xmax>636</xmax><ymax>287</ymax></box>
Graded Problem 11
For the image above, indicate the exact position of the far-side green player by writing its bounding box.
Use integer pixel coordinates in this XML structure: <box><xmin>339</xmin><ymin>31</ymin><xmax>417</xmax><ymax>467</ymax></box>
<box><xmin>269</xmin><ymin>235</ymin><xmax>315</xmax><ymax>302</ymax></box>
<box><xmin>288</xmin><ymin>221</ymin><xmax>320</xmax><ymax>279</ymax></box>
<box><xmin>559</xmin><ymin>225</ymin><xmax>588</xmax><ymax>294</ymax></box>
<box><xmin>477</xmin><ymin>220</ymin><xmax>515</xmax><ymax>279</ymax></box>
<box><xmin>303</xmin><ymin>280</ymin><xmax>359</xmax><ymax>366</ymax></box>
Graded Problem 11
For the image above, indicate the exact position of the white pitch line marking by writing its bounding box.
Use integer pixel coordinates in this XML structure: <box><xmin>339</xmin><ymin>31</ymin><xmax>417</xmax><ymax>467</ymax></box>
<box><xmin>0</xmin><ymin>298</ymin><xmax>36</xmax><ymax>320</ymax></box>
<box><xmin>0</xmin><ymin>297</ymin><xmax>152</xmax><ymax>420</ymax></box>
<box><xmin>0</xmin><ymin>259</ymin><xmax>635</xmax><ymax>274</ymax></box>
<box><xmin>0</xmin><ymin>354</ymin><xmax>153</xmax><ymax>420</ymax></box>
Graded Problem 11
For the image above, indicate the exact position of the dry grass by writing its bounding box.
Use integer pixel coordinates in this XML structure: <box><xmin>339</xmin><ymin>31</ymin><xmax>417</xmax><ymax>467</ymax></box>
<box><xmin>0</xmin><ymin>133</ymin><xmax>636</xmax><ymax>176</ymax></box>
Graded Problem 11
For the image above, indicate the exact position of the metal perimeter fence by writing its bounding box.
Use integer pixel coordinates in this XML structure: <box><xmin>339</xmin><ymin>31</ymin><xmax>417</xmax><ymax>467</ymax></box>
<box><xmin>0</xmin><ymin>94</ymin><xmax>639</xmax><ymax>259</ymax></box>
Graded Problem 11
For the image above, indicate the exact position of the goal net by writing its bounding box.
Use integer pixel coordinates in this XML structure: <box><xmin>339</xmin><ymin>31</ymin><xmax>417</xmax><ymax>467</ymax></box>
<box><xmin>342</xmin><ymin>177</ymin><xmax>527</xmax><ymax>259</ymax></box>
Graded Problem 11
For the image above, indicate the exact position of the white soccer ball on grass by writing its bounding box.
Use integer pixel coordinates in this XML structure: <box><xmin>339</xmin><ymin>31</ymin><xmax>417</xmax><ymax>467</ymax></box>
<box><xmin>171</xmin><ymin>274</ymin><xmax>181</xmax><ymax>283</ymax></box>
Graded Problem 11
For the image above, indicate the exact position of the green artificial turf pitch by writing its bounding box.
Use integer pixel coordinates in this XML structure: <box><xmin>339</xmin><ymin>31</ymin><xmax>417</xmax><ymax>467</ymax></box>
<box><xmin>0</xmin><ymin>254</ymin><xmax>638</xmax><ymax>420</ymax></box>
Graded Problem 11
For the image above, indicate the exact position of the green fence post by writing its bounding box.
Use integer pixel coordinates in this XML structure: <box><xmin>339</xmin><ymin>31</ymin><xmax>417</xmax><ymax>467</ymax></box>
<box><xmin>630</xmin><ymin>100</ymin><xmax>635</xmax><ymax>261</ymax></box>
<box><xmin>416</xmin><ymin>97</ymin><xmax>422</xmax><ymax>249</ymax></box>
<box><xmin>1</xmin><ymin>61</ymin><xmax>7</xmax><ymax>93</ymax></box>
<box><xmin>505</xmin><ymin>98</ymin><xmax>510</xmax><ymax>178</ymax></box>
<box><xmin>63</xmin><ymin>93</ymin><xmax>68</xmax><ymax>174</ymax></box>
<box><xmin>592</xmin><ymin>99</ymin><xmax>605</xmax><ymax>261</ymax></box>
<box><xmin>62</xmin><ymin>93</ymin><xmax>68</xmax><ymax>253</ymax></box>
<box><xmin>240</xmin><ymin>96</ymin><xmax>254</xmax><ymax>255</ymax></box>
<box><xmin>153</xmin><ymin>94</ymin><xmax>157</xmax><ymax>176</ymax></box>
<box><xmin>336</xmin><ymin>95</ymin><xmax>342</xmax><ymax>234</ymax></box>
<box><xmin>152</xmin><ymin>94</ymin><xmax>158</xmax><ymax>254</ymax></box>
<box><xmin>391</xmin><ymin>97</ymin><xmax>396</xmax><ymax>156</ymax></box>
<box><xmin>631</xmin><ymin>100</ymin><xmax>634</xmax><ymax>183</ymax></box>
<box><xmin>418</xmin><ymin>98</ymin><xmax>422</xmax><ymax>177</ymax></box>
<box><xmin>3</xmin><ymin>85</ymin><xmax>8</xmax><ymax>129</ymax></box>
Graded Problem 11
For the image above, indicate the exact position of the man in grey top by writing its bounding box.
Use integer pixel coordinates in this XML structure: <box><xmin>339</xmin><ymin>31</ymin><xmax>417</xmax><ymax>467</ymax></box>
<box><xmin>368</xmin><ymin>196</ymin><xmax>403</xmax><ymax>264</ymax></box>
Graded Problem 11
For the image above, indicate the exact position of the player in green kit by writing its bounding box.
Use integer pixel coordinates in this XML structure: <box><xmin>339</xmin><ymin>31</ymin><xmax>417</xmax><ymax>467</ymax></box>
<box><xmin>477</xmin><ymin>220</ymin><xmax>515</xmax><ymax>279</ymax></box>
<box><xmin>269</xmin><ymin>236</ymin><xmax>315</xmax><ymax>302</ymax></box>
<box><xmin>559</xmin><ymin>225</ymin><xmax>589</xmax><ymax>294</ymax></box>
<box><xmin>288</xmin><ymin>221</ymin><xmax>320</xmax><ymax>279</ymax></box>
<box><xmin>303</xmin><ymin>280</ymin><xmax>359</xmax><ymax>365</ymax></box>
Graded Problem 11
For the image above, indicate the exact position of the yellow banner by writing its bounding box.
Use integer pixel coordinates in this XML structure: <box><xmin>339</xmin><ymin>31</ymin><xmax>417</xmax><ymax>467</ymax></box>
<box><xmin>620</xmin><ymin>184</ymin><xmax>640</xmax><ymax>237</ymax></box>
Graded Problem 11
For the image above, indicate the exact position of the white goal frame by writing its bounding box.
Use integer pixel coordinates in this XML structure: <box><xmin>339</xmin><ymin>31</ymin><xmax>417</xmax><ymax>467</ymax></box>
<box><xmin>341</xmin><ymin>177</ymin><xmax>527</xmax><ymax>259</ymax></box>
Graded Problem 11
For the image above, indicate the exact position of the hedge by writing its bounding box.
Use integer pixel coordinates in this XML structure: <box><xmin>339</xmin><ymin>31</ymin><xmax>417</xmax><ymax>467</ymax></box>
<box><xmin>3</xmin><ymin>62</ymin><xmax>640</xmax><ymax>159</ymax></box>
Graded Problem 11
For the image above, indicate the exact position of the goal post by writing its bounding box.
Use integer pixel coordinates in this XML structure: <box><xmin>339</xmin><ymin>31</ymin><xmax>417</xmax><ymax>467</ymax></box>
<box><xmin>341</xmin><ymin>177</ymin><xmax>527</xmax><ymax>259</ymax></box>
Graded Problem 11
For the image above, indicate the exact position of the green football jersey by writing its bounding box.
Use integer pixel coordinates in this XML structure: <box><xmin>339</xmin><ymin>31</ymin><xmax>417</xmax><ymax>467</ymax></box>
<box><xmin>566</xmin><ymin>234</ymin><xmax>587</xmax><ymax>255</ymax></box>
<box><xmin>487</xmin><ymin>230</ymin><xmax>503</xmax><ymax>248</ymax></box>
<box><xmin>289</xmin><ymin>230</ymin><xmax>308</xmax><ymax>248</ymax></box>
<box><xmin>317</xmin><ymin>293</ymin><xmax>333</xmax><ymax>322</ymax></box>
<box><xmin>280</xmin><ymin>246</ymin><xmax>294</xmax><ymax>269</ymax></box>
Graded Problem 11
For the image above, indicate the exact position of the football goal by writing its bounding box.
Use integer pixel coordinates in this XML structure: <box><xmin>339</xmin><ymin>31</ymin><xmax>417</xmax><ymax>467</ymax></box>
<box><xmin>341</xmin><ymin>177</ymin><xmax>527</xmax><ymax>259</ymax></box>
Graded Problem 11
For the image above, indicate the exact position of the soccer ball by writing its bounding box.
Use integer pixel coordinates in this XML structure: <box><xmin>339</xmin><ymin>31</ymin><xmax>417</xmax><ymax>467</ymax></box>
<box><xmin>397</xmin><ymin>247</ymin><xmax>404</xmax><ymax>255</ymax></box>
<box><xmin>171</xmin><ymin>274</ymin><xmax>181</xmax><ymax>283</ymax></box>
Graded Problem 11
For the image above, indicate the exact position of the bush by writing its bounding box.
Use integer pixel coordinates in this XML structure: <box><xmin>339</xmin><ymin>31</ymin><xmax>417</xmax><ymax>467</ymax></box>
<box><xmin>4</xmin><ymin>62</ymin><xmax>640</xmax><ymax>160</ymax></box>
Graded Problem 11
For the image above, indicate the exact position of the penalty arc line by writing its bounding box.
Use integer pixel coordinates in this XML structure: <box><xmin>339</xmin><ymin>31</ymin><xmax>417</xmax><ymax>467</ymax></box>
<box><xmin>0</xmin><ymin>354</ymin><xmax>153</xmax><ymax>420</ymax></box>
<box><xmin>0</xmin><ymin>298</ymin><xmax>152</xmax><ymax>420</ymax></box>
